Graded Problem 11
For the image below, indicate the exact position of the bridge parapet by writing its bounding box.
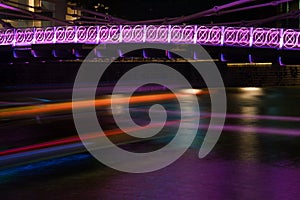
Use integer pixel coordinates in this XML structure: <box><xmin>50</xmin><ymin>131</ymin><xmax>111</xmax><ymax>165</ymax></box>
<box><xmin>0</xmin><ymin>25</ymin><xmax>299</xmax><ymax>50</ymax></box>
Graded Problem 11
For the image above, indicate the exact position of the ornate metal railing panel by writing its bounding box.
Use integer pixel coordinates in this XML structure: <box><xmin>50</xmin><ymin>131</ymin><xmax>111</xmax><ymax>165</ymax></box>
<box><xmin>0</xmin><ymin>25</ymin><xmax>300</xmax><ymax>50</ymax></box>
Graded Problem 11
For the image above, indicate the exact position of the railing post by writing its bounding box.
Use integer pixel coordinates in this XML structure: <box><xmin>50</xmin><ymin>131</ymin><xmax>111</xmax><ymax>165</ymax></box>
<box><xmin>193</xmin><ymin>25</ymin><xmax>198</xmax><ymax>44</ymax></box>
<box><xmin>249</xmin><ymin>27</ymin><xmax>253</xmax><ymax>48</ymax></box>
<box><xmin>143</xmin><ymin>25</ymin><xmax>146</xmax><ymax>43</ymax></box>
<box><xmin>167</xmin><ymin>25</ymin><xmax>171</xmax><ymax>43</ymax></box>
<box><xmin>96</xmin><ymin>25</ymin><xmax>100</xmax><ymax>44</ymax></box>
<box><xmin>53</xmin><ymin>26</ymin><xmax>57</xmax><ymax>44</ymax></box>
<box><xmin>279</xmin><ymin>28</ymin><xmax>284</xmax><ymax>49</ymax></box>
<box><xmin>220</xmin><ymin>26</ymin><xmax>225</xmax><ymax>46</ymax></box>
<box><xmin>11</xmin><ymin>28</ymin><xmax>15</xmax><ymax>46</ymax></box>
<box><xmin>119</xmin><ymin>25</ymin><xmax>123</xmax><ymax>43</ymax></box>
<box><xmin>74</xmin><ymin>26</ymin><xmax>78</xmax><ymax>44</ymax></box>
<box><xmin>32</xmin><ymin>27</ymin><xmax>36</xmax><ymax>45</ymax></box>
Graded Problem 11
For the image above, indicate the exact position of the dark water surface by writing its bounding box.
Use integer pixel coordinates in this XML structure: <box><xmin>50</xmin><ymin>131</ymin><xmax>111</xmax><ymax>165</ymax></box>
<box><xmin>1</xmin><ymin>87</ymin><xmax>300</xmax><ymax>200</ymax></box>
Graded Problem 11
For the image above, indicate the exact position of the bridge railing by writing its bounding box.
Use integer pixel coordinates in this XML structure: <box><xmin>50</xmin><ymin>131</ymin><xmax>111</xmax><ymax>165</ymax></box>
<box><xmin>0</xmin><ymin>25</ymin><xmax>299</xmax><ymax>50</ymax></box>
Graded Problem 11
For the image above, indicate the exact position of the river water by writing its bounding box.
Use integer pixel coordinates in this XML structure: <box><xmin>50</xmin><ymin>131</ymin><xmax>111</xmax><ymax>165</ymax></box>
<box><xmin>1</xmin><ymin>87</ymin><xmax>300</xmax><ymax>199</ymax></box>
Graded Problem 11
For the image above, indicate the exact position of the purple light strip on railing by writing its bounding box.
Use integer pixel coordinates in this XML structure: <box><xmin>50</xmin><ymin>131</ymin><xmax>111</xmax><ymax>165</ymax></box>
<box><xmin>0</xmin><ymin>25</ymin><xmax>299</xmax><ymax>50</ymax></box>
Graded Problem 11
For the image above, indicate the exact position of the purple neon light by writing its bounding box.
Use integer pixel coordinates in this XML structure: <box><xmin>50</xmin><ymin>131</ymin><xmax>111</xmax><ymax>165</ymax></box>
<box><xmin>199</xmin><ymin>124</ymin><xmax>300</xmax><ymax>137</ymax></box>
<box><xmin>0</xmin><ymin>25</ymin><xmax>300</xmax><ymax>50</ymax></box>
<box><xmin>0</xmin><ymin>3</ymin><xmax>20</xmax><ymax>11</ymax></box>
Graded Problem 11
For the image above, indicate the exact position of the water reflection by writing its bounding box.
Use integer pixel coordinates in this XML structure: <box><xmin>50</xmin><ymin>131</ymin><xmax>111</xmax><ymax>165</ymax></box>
<box><xmin>235</xmin><ymin>88</ymin><xmax>261</xmax><ymax>160</ymax></box>
<box><xmin>1</xmin><ymin>87</ymin><xmax>300</xmax><ymax>199</ymax></box>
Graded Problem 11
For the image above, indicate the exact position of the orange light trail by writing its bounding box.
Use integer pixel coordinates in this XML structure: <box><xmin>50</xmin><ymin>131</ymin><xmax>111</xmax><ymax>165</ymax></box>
<box><xmin>0</xmin><ymin>91</ymin><xmax>209</xmax><ymax>156</ymax></box>
<box><xmin>0</xmin><ymin>93</ymin><xmax>178</xmax><ymax>118</ymax></box>
<box><xmin>0</xmin><ymin>115</ymin><xmax>207</xmax><ymax>156</ymax></box>
<box><xmin>0</xmin><ymin>118</ymin><xmax>191</xmax><ymax>156</ymax></box>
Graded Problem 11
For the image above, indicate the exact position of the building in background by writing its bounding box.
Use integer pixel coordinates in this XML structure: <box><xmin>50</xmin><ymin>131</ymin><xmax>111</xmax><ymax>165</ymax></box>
<box><xmin>0</xmin><ymin>0</ymin><xmax>71</xmax><ymax>27</ymax></box>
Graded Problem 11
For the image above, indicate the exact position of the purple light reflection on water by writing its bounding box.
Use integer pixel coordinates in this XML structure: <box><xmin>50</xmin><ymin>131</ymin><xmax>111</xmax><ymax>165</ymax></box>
<box><xmin>164</xmin><ymin>118</ymin><xmax>300</xmax><ymax>137</ymax></box>
<box><xmin>132</xmin><ymin>108</ymin><xmax>300</xmax><ymax>122</ymax></box>
<box><xmin>212</xmin><ymin>113</ymin><xmax>300</xmax><ymax>122</ymax></box>
<box><xmin>130</xmin><ymin>108</ymin><xmax>300</xmax><ymax>136</ymax></box>
<box><xmin>198</xmin><ymin>124</ymin><xmax>300</xmax><ymax>137</ymax></box>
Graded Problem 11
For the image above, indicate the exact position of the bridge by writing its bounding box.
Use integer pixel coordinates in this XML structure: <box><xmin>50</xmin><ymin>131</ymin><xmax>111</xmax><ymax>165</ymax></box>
<box><xmin>0</xmin><ymin>24</ymin><xmax>299</xmax><ymax>65</ymax></box>
<box><xmin>0</xmin><ymin>0</ymin><xmax>298</xmax><ymax>64</ymax></box>
<box><xmin>1</xmin><ymin>25</ymin><xmax>300</xmax><ymax>50</ymax></box>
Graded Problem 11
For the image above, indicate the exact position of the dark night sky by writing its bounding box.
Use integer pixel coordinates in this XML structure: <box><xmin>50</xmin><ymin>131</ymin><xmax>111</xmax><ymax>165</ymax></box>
<box><xmin>106</xmin><ymin>0</ymin><xmax>235</xmax><ymax>20</ymax></box>
<box><xmin>71</xmin><ymin>0</ymin><xmax>297</xmax><ymax>27</ymax></box>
